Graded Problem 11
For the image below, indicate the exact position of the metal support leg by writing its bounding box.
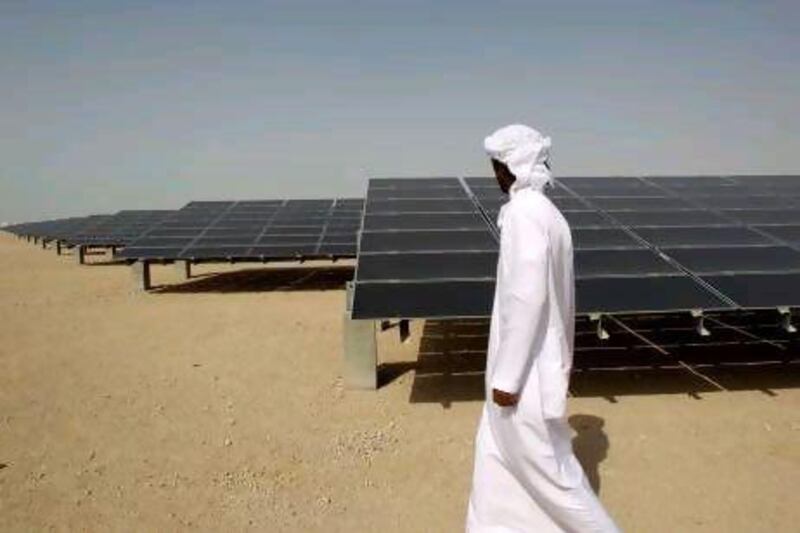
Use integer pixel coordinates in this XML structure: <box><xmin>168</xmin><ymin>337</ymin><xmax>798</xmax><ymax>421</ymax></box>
<box><xmin>343</xmin><ymin>282</ymin><xmax>377</xmax><ymax>389</ymax></box>
<box><xmin>174</xmin><ymin>260</ymin><xmax>191</xmax><ymax>280</ymax></box>
<box><xmin>56</xmin><ymin>241</ymin><xmax>62</xmax><ymax>255</ymax></box>
<box><xmin>41</xmin><ymin>239</ymin><xmax>47</xmax><ymax>250</ymax></box>
<box><xmin>691</xmin><ymin>309</ymin><xmax>710</xmax><ymax>337</ymax></box>
<box><xmin>75</xmin><ymin>245</ymin><xmax>86</xmax><ymax>265</ymax></box>
<box><xmin>399</xmin><ymin>319</ymin><xmax>410</xmax><ymax>343</ymax></box>
<box><xmin>778</xmin><ymin>307</ymin><xmax>796</xmax><ymax>334</ymax></box>
<box><xmin>590</xmin><ymin>313</ymin><xmax>610</xmax><ymax>340</ymax></box>
<box><xmin>131</xmin><ymin>261</ymin><xmax>152</xmax><ymax>292</ymax></box>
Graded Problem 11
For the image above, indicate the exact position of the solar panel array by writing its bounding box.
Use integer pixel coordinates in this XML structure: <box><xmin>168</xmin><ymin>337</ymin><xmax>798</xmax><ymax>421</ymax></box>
<box><xmin>5</xmin><ymin>215</ymin><xmax>114</xmax><ymax>242</ymax></box>
<box><xmin>351</xmin><ymin>175</ymin><xmax>800</xmax><ymax>320</ymax></box>
<box><xmin>116</xmin><ymin>198</ymin><xmax>363</xmax><ymax>261</ymax></box>
<box><xmin>63</xmin><ymin>210</ymin><xmax>176</xmax><ymax>247</ymax></box>
<box><xmin>353</xmin><ymin>178</ymin><xmax>498</xmax><ymax>318</ymax></box>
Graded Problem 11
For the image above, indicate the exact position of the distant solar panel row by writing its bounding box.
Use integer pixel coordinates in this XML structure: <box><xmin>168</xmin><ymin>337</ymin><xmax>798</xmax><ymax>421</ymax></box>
<box><xmin>63</xmin><ymin>210</ymin><xmax>176</xmax><ymax>247</ymax></box>
<box><xmin>351</xmin><ymin>175</ymin><xmax>800</xmax><ymax>319</ymax></box>
<box><xmin>116</xmin><ymin>198</ymin><xmax>364</xmax><ymax>261</ymax></box>
<box><xmin>5</xmin><ymin>215</ymin><xmax>114</xmax><ymax>241</ymax></box>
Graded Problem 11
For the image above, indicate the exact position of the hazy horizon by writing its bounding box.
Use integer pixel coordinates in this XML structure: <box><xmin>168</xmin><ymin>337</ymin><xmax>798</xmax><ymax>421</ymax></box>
<box><xmin>2</xmin><ymin>1</ymin><xmax>799</xmax><ymax>223</ymax></box>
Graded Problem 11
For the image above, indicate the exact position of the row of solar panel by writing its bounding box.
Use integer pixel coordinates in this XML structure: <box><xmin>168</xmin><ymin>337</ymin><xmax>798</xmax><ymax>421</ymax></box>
<box><xmin>351</xmin><ymin>176</ymin><xmax>800</xmax><ymax>319</ymax></box>
<box><xmin>6</xmin><ymin>176</ymin><xmax>800</xmax><ymax>318</ymax></box>
<box><xmin>115</xmin><ymin>198</ymin><xmax>364</xmax><ymax>261</ymax></box>
<box><xmin>4</xmin><ymin>200</ymin><xmax>365</xmax><ymax>261</ymax></box>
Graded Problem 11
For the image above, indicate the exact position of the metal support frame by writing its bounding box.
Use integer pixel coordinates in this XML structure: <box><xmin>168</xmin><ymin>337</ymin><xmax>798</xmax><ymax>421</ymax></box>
<box><xmin>379</xmin><ymin>319</ymin><xmax>411</xmax><ymax>343</ymax></box>
<box><xmin>174</xmin><ymin>260</ymin><xmax>192</xmax><ymax>280</ymax></box>
<box><xmin>131</xmin><ymin>261</ymin><xmax>152</xmax><ymax>292</ymax></box>
<box><xmin>399</xmin><ymin>319</ymin><xmax>411</xmax><ymax>343</ymax></box>
<box><xmin>75</xmin><ymin>245</ymin><xmax>86</xmax><ymax>265</ymax></box>
<box><xmin>691</xmin><ymin>309</ymin><xmax>711</xmax><ymax>337</ymax></box>
<box><xmin>589</xmin><ymin>313</ymin><xmax>610</xmax><ymax>340</ymax></box>
<box><xmin>56</xmin><ymin>241</ymin><xmax>62</xmax><ymax>255</ymax></box>
<box><xmin>778</xmin><ymin>306</ymin><xmax>796</xmax><ymax>333</ymax></box>
<box><xmin>41</xmin><ymin>239</ymin><xmax>47</xmax><ymax>250</ymax></box>
<box><xmin>343</xmin><ymin>282</ymin><xmax>377</xmax><ymax>389</ymax></box>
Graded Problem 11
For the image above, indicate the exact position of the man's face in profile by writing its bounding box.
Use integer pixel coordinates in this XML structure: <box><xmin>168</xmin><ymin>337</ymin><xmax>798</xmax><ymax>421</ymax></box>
<box><xmin>491</xmin><ymin>158</ymin><xmax>516</xmax><ymax>194</ymax></box>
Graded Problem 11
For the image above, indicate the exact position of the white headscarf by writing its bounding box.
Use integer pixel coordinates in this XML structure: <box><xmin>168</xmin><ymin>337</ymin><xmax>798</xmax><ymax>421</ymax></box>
<box><xmin>484</xmin><ymin>124</ymin><xmax>552</xmax><ymax>192</ymax></box>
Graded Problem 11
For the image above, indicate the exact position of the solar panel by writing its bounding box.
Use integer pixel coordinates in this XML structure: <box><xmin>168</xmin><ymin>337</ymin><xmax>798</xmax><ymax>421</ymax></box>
<box><xmin>116</xmin><ymin>198</ymin><xmax>363</xmax><ymax>261</ymax></box>
<box><xmin>690</xmin><ymin>196</ymin><xmax>797</xmax><ymax>209</ymax></box>
<box><xmin>575</xmin><ymin>249</ymin><xmax>679</xmax><ymax>277</ymax></box>
<box><xmin>576</xmin><ymin>276</ymin><xmax>731</xmax><ymax>314</ymax></box>
<box><xmin>352</xmin><ymin>280</ymin><xmax>496</xmax><ymax>318</ymax></box>
<box><xmin>645</xmin><ymin>176</ymin><xmax>737</xmax><ymax>187</ymax></box>
<box><xmin>357</xmin><ymin>252</ymin><xmax>497</xmax><ymax>281</ymax></box>
<box><xmin>607</xmin><ymin>209</ymin><xmax>731</xmax><ymax>227</ymax></box>
<box><xmin>370</xmin><ymin>177</ymin><xmax>462</xmax><ymax>188</ymax></box>
<box><xmin>10</xmin><ymin>215</ymin><xmax>114</xmax><ymax>241</ymax></box>
<box><xmin>351</xmin><ymin>175</ymin><xmax>800</xmax><ymax>321</ymax></box>
<box><xmin>549</xmin><ymin>197</ymin><xmax>588</xmax><ymax>211</ymax></box>
<box><xmin>366</xmin><ymin>199</ymin><xmax>476</xmax><ymax>214</ymax></box>
<box><xmin>700</xmin><ymin>273</ymin><xmax>800</xmax><ymax>308</ymax></box>
<box><xmin>559</xmin><ymin>177</ymin><xmax>647</xmax><ymax>188</ymax></box>
<box><xmin>563</xmin><ymin>186</ymin><xmax>668</xmax><ymax>198</ymax></box>
<box><xmin>717</xmin><ymin>209</ymin><xmax>800</xmax><ymax>225</ymax></box>
<box><xmin>571</xmin><ymin>228</ymin><xmax>645</xmax><ymax>250</ymax></box>
<box><xmin>729</xmin><ymin>175</ymin><xmax>800</xmax><ymax>187</ymax></box>
<box><xmin>590</xmin><ymin>197</ymin><xmax>694</xmax><ymax>211</ymax></box>
<box><xmin>754</xmin><ymin>224</ymin><xmax>800</xmax><ymax>245</ymax></box>
<box><xmin>631</xmin><ymin>226</ymin><xmax>772</xmax><ymax>247</ymax></box>
<box><xmin>358</xmin><ymin>230</ymin><xmax>497</xmax><ymax>253</ymax></box>
<box><xmin>561</xmin><ymin>211</ymin><xmax>617</xmax><ymax>228</ymax></box>
<box><xmin>64</xmin><ymin>210</ymin><xmax>175</xmax><ymax>247</ymax></box>
<box><xmin>352</xmin><ymin>178</ymin><xmax>498</xmax><ymax>319</ymax></box>
<box><xmin>662</xmin><ymin>245</ymin><xmax>800</xmax><ymax>274</ymax></box>
<box><xmin>571</xmin><ymin>175</ymin><xmax>800</xmax><ymax>311</ymax></box>
<box><xmin>362</xmin><ymin>212</ymin><xmax>487</xmax><ymax>231</ymax></box>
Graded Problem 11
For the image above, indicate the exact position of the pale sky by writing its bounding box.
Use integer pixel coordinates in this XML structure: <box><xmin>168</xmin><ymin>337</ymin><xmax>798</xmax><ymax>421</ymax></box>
<box><xmin>1</xmin><ymin>1</ymin><xmax>799</xmax><ymax>222</ymax></box>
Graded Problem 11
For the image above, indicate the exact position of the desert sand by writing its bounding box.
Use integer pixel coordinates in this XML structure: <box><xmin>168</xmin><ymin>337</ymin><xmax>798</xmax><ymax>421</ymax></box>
<box><xmin>0</xmin><ymin>231</ymin><xmax>798</xmax><ymax>532</ymax></box>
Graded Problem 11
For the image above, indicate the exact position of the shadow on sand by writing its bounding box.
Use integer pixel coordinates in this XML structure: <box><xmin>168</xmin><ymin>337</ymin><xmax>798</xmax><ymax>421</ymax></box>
<box><xmin>151</xmin><ymin>265</ymin><xmax>354</xmax><ymax>294</ymax></box>
<box><xmin>569</xmin><ymin>414</ymin><xmax>609</xmax><ymax>493</ymax></box>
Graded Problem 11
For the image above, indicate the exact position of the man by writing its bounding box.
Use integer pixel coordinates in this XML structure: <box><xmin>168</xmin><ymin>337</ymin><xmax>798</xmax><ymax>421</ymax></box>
<box><xmin>467</xmin><ymin>125</ymin><xmax>621</xmax><ymax>532</ymax></box>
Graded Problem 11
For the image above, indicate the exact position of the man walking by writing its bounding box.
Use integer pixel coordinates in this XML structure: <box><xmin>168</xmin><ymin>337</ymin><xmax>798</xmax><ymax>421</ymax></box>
<box><xmin>467</xmin><ymin>125</ymin><xmax>620</xmax><ymax>532</ymax></box>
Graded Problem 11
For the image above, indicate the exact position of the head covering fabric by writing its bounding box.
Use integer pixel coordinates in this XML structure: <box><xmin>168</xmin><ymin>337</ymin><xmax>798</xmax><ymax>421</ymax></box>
<box><xmin>484</xmin><ymin>124</ymin><xmax>552</xmax><ymax>192</ymax></box>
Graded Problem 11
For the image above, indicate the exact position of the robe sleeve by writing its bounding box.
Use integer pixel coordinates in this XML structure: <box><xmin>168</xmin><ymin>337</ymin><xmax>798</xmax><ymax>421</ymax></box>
<box><xmin>491</xmin><ymin>204</ymin><xmax>550</xmax><ymax>394</ymax></box>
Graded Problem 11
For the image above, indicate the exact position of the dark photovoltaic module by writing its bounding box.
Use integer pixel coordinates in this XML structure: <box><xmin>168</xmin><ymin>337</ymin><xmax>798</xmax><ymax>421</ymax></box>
<box><xmin>116</xmin><ymin>198</ymin><xmax>363</xmax><ymax>261</ymax></box>
<box><xmin>350</xmin><ymin>175</ymin><xmax>800</xmax><ymax>319</ymax></box>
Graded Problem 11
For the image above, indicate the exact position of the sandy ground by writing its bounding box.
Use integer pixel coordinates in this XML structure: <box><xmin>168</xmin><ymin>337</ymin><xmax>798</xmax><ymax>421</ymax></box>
<box><xmin>0</xmin><ymin>231</ymin><xmax>799</xmax><ymax>532</ymax></box>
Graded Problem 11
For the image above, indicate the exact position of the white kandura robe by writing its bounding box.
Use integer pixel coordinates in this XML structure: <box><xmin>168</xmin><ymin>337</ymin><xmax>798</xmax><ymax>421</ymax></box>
<box><xmin>467</xmin><ymin>186</ymin><xmax>621</xmax><ymax>533</ymax></box>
